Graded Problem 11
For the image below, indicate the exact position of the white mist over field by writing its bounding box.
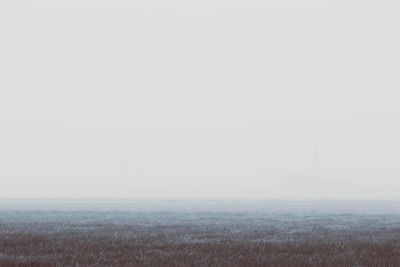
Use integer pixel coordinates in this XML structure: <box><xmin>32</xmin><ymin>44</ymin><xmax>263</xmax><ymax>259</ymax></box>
<box><xmin>1</xmin><ymin>0</ymin><xmax>400</xmax><ymax>199</ymax></box>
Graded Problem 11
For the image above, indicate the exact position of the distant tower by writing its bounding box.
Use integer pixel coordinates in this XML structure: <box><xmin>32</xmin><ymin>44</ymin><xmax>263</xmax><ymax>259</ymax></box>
<box><xmin>120</xmin><ymin>156</ymin><xmax>126</xmax><ymax>181</ymax></box>
<box><xmin>314</xmin><ymin>145</ymin><xmax>319</xmax><ymax>188</ymax></box>
<box><xmin>119</xmin><ymin>155</ymin><xmax>127</xmax><ymax>196</ymax></box>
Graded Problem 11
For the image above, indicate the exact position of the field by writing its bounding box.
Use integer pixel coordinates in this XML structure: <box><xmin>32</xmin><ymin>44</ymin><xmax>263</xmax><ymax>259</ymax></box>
<box><xmin>0</xmin><ymin>200</ymin><xmax>400</xmax><ymax>266</ymax></box>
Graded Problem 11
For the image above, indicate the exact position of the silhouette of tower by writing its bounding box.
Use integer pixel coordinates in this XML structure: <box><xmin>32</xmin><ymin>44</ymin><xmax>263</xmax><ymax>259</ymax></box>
<box><xmin>118</xmin><ymin>155</ymin><xmax>127</xmax><ymax>196</ymax></box>
<box><xmin>120</xmin><ymin>156</ymin><xmax>125</xmax><ymax>181</ymax></box>
<box><xmin>314</xmin><ymin>145</ymin><xmax>319</xmax><ymax>189</ymax></box>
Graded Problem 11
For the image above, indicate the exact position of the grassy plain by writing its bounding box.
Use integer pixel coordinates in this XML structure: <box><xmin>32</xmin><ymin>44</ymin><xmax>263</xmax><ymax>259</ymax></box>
<box><xmin>0</xmin><ymin>201</ymin><xmax>399</xmax><ymax>266</ymax></box>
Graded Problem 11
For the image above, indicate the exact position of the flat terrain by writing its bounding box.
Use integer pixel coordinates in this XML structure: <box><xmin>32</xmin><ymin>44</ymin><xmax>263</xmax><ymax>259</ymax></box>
<box><xmin>0</xmin><ymin>201</ymin><xmax>400</xmax><ymax>266</ymax></box>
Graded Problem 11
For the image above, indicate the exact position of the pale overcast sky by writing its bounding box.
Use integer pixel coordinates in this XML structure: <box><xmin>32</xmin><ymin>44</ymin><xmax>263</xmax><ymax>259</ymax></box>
<box><xmin>0</xmin><ymin>0</ymin><xmax>400</xmax><ymax>199</ymax></box>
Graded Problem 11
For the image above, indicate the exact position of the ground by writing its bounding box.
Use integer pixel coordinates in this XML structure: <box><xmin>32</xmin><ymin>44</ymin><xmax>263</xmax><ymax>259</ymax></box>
<box><xmin>0</xmin><ymin>201</ymin><xmax>400</xmax><ymax>266</ymax></box>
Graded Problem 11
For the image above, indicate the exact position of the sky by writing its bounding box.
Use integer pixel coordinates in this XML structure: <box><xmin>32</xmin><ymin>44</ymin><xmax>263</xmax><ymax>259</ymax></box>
<box><xmin>0</xmin><ymin>0</ymin><xmax>400</xmax><ymax>199</ymax></box>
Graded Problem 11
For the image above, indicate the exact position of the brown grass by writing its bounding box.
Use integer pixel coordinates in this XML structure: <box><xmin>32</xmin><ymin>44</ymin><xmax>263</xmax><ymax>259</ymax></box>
<box><xmin>1</xmin><ymin>211</ymin><xmax>400</xmax><ymax>266</ymax></box>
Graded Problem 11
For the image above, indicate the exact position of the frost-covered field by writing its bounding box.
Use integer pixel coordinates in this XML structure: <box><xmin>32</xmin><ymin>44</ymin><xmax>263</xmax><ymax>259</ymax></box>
<box><xmin>1</xmin><ymin>200</ymin><xmax>400</xmax><ymax>266</ymax></box>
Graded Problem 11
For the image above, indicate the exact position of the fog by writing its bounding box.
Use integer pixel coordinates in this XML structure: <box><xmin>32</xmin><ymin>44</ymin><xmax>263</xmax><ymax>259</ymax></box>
<box><xmin>0</xmin><ymin>0</ymin><xmax>399</xmax><ymax>199</ymax></box>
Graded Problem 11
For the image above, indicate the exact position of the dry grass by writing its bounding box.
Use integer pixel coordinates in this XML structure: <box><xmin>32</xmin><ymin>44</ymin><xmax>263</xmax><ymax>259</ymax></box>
<box><xmin>1</xmin><ymin>210</ymin><xmax>400</xmax><ymax>266</ymax></box>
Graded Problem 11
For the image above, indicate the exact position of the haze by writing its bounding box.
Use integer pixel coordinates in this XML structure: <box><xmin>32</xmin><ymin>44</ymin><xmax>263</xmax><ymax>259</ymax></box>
<box><xmin>1</xmin><ymin>0</ymin><xmax>399</xmax><ymax>199</ymax></box>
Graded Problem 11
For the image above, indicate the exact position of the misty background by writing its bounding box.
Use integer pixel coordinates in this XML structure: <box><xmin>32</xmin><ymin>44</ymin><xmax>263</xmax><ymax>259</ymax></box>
<box><xmin>0</xmin><ymin>0</ymin><xmax>399</xmax><ymax>199</ymax></box>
